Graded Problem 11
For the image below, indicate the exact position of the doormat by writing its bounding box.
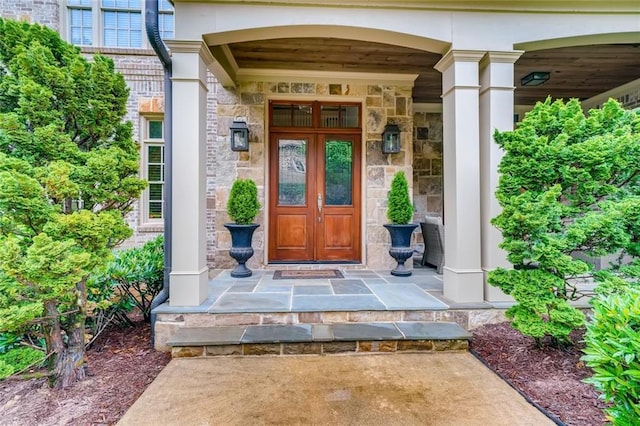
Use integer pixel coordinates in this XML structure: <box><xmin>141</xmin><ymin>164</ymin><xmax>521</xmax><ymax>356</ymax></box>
<box><xmin>273</xmin><ymin>269</ymin><xmax>344</xmax><ymax>280</ymax></box>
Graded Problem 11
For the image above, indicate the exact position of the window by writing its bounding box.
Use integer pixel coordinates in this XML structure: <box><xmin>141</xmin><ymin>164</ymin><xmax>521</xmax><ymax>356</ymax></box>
<box><xmin>159</xmin><ymin>0</ymin><xmax>175</xmax><ymax>40</ymax></box>
<box><xmin>68</xmin><ymin>0</ymin><xmax>93</xmax><ymax>46</ymax></box>
<box><xmin>142</xmin><ymin>117</ymin><xmax>165</xmax><ymax>223</ymax></box>
<box><xmin>103</xmin><ymin>0</ymin><xmax>142</xmax><ymax>48</ymax></box>
<box><xmin>66</xmin><ymin>0</ymin><xmax>174</xmax><ymax>48</ymax></box>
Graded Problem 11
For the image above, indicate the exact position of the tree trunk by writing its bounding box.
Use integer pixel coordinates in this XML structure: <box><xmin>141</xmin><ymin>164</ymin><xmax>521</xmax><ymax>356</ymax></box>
<box><xmin>43</xmin><ymin>282</ymin><xmax>89</xmax><ymax>389</ymax></box>
<box><xmin>52</xmin><ymin>326</ymin><xmax>87</xmax><ymax>389</ymax></box>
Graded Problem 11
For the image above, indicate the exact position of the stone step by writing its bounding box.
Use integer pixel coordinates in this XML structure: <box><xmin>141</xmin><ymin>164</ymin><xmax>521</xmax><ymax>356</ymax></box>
<box><xmin>167</xmin><ymin>321</ymin><xmax>472</xmax><ymax>357</ymax></box>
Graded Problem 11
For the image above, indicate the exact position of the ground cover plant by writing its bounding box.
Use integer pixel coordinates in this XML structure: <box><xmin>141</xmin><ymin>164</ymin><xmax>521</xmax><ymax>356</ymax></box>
<box><xmin>582</xmin><ymin>288</ymin><xmax>640</xmax><ymax>424</ymax></box>
<box><xmin>489</xmin><ymin>98</ymin><xmax>640</xmax><ymax>345</ymax></box>
<box><xmin>0</xmin><ymin>18</ymin><xmax>145</xmax><ymax>388</ymax></box>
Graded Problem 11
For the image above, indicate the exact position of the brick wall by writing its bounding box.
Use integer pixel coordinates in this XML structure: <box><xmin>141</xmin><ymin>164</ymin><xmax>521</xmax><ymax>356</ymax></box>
<box><xmin>0</xmin><ymin>0</ymin><xmax>59</xmax><ymax>31</ymax></box>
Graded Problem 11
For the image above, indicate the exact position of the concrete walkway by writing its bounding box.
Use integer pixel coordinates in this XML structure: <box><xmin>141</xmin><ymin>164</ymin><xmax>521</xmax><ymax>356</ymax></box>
<box><xmin>118</xmin><ymin>353</ymin><xmax>552</xmax><ymax>425</ymax></box>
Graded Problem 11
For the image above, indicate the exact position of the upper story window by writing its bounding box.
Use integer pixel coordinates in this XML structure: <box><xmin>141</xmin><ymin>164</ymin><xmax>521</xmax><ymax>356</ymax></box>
<box><xmin>103</xmin><ymin>0</ymin><xmax>142</xmax><ymax>48</ymax></box>
<box><xmin>68</xmin><ymin>0</ymin><xmax>93</xmax><ymax>46</ymax></box>
<box><xmin>158</xmin><ymin>0</ymin><xmax>175</xmax><ymax>40</ymax></box>
<box><xmin>66</xmin><ymin>0</ymin><xmax>174</xmax><ymax>48</ymax></box>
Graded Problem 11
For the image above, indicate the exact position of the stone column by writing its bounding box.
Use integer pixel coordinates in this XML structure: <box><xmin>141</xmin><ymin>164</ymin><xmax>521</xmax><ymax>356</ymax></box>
<box><xmin>434</xmin><ymin>50</ymin><xmax>485</xmax><ymax>303</ymax></box>
<box><xmin>165</xmin><ymin>40</ymin><xmax>214</xmax><ymax>306</ymax></box>
<box><xmin>479</xmin><ymin>51</ymin><xmax>523</xmax><ymax>302</ymax></box>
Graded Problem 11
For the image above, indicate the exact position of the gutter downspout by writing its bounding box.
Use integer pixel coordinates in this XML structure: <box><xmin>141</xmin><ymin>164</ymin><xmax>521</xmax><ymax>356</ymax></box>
<box><xmin>145</xmin><ymin>0</ymin><xmax>172</xmax><ymax>345</ymax></box>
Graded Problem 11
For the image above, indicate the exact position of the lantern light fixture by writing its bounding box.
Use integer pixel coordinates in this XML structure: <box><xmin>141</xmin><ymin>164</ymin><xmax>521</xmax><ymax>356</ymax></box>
<box><xmin>230</xmin><ymin>120</ymin><xmax>249</xmax><ymax>151</ymax></box>
<box><xmin>520</xmin><ymin>71</ymin><xmax>550</xmax><ymax>87</ymax></box>
<box><xmin>382</xmin><ymin>123</ymin><xmax>401</xmax><ymax>154</ymax></box>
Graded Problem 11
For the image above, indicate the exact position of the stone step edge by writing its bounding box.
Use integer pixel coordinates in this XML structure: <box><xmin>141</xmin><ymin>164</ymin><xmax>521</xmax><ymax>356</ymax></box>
<box><xmin>172</xmin><ymin>339</ymin><xmax>469</xmax><ymax>357</ymax></box>
<box><xmin>167</xmin><ymin>321</ymin><xmax>471</xmax><ymax>348</ymax></box>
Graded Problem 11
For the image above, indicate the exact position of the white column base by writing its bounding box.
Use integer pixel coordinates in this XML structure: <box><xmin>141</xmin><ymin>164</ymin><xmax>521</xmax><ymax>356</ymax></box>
<box><xmin>169</xmin><ymin>267</ymin><xmax>209</xmax><ymax>306</ymax></box>
<box><xmin>443</xmin><ymin>266</ymin><xmax>484</xmax><ymax>303</ymax></box>
<box><xmin>483</xmin><ymin>270</ymin><xmax>514</xmax><ymax>303</ymax></box>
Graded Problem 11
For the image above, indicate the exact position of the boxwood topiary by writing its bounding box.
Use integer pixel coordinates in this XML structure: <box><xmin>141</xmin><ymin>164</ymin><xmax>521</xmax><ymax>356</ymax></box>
<box><xmin>387</xmin><ymin>171</ymin><xmax>413</xmax><ymax>224</ymax></box>
<box><xmin>227</xmin><ymin>178</ymin><xmax>261</xmax><ymax>225</ymax></box>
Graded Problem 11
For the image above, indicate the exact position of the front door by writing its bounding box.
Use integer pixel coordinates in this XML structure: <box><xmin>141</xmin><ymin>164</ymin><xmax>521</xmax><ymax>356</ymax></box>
<box><xmin>268</xmin><ymin>130</ymin><xmax>361</xmax><ymax>262</ymax></box>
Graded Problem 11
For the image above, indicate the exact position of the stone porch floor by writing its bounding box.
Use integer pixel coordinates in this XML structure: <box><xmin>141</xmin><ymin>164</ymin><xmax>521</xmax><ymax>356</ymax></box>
<box><xmin>153</xmin><ymin>265</ymin><xmax>512</xmax><ymax>351</ymax></box>
<box><xmin>155</xmin><ymin>266</ymin><xmax>501</xmax><ymax>316</ymax></box>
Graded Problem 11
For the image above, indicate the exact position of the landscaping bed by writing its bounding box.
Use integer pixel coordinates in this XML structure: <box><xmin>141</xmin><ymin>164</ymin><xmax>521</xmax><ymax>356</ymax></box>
<box><xmin>471</xmin><ymin>322</ymin><xmax>607</xmax><ymax>425</ymax></box>
<box><xmin>0</xmin><ymin>322</ymin><xmax>170</xmax><ymax>425</ymax></box>
<box><xmin>0</xmin><ymin>321</ymin><xmax>607</xmax><ymax>425</ymax></box>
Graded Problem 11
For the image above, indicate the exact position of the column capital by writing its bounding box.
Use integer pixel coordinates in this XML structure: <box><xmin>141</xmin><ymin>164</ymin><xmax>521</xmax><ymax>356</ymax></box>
<box><xmin>479</xmin><ymin>51</ymin><xmax>524</xmax><ymax>69</ymax></box>
<box><xmin>434</xmin><ymin>50</ymin><xmax>485</xmax><ymax>73</ymax></box>
<box><xmin>166</xmin><ymin>39</ymin><xmax>215</xmax><ymax>65</ymax></box>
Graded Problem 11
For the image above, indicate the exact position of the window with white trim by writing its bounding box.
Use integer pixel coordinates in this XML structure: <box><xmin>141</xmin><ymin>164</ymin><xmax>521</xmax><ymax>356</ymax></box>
<box><xmin>103</xmin><ymin>0</ymin><xmax>142</xmax><ymax>48</ymax></box>
<box><xmin>158</xmin><ymin>0</ymin><xmax>175</xmax><ymax>40</ymax></box>
<box><xmin>68</xmin><ymin>0</ymin><xmax>93</xmax><ymax>46</ymax></box>
<box><xmin>141</xmin><ymin>117</ymin><xmax>165</xmax><ymax>223</ymax></box>
<box><xmin>66</xmin><ymin>0</ymin><xmax>174</xmax><ymax>48</ymax></box>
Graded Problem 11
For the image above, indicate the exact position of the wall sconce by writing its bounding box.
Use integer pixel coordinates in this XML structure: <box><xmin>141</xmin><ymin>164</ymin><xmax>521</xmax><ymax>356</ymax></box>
<box><xmin>230</xmin><ymin>120</ymin><xmax>249</xmax><ymax>151</ymax></box>
<box><xmin>520</xmin><ymin>71</ymin><xmax>550</xmax><ymax>86</ymax></box>
<box><xmin>381</xmin><ymin>123</ymin><xmax>401</xmax><ymax>154</ymax></box>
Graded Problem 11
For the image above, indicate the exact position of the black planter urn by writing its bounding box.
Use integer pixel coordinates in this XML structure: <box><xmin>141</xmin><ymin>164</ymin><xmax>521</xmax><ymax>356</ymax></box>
<box><xmin>224</xmin><ymin>223</ymin><xmax>260</xmax><ymax>278</ymax></box>
<box><xmin>383</xmin><ymin>223</ymin><xmax>419</xmax><ymax>277</ymax></box>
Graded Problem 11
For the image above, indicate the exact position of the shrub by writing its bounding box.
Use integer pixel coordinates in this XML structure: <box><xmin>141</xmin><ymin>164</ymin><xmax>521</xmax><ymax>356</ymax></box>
<box><xmin>0</xmin><ymin>346</ymin><xmax>46</xmax><ymax>379</ymax></box>
<box><xmin>489</xmin><ymin>98</ymin><xmax>640</xmax><ymax>345</ymax></box>
<box><xmin>227</xmin><ymin>179</ymin><xmax>260</xmax><ymax>225</ymax></box>
<box><xmin>582</xmin><ymin>288</ymin><xmax>640</xmax><ymax>424</ymax></box>
<box><xmin>387</xmin><ymin>171</ymin><xmax>413</xmax><ymax>225</ymax></box>
<box><xmin>88</xmin><ymin>235</ymin><xmax>164</xmax><ymax>324</ymax></box>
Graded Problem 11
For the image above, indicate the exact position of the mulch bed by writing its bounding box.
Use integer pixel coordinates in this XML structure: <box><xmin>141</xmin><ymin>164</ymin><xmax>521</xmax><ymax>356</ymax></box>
<box><xmin>0</xmin><ymin>320</ymin><xmax>609</xmax><ymax>425</ymax></box>
<box><xmin>0</xmin><ymin>321</ymin><xmax>170</xmax><ymax>426</ymax></box>
<box><xmin>471</xmin><ymin>322</ymin><xmax>608</xmax><ymax>426</ymax></box>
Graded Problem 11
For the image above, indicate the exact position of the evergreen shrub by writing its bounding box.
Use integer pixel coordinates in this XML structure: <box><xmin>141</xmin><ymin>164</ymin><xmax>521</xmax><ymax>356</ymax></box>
<box><xmin>227</xmin><ymin>178</ymin><xmax>260</xmax><ymax>225</ymax></box>
<box><xmin>489</xmin><ymin>98</ymin><xmax>640</xmax><ymax>345</ymax></box>
<box><xmin>387</xmin><ymin>171</ymin><xmax>413</xmax><ymax>225</ymax></box>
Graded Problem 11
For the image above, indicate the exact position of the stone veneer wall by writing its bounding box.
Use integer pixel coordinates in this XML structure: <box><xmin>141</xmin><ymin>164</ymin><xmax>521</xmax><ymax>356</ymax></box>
<box><xmin>412</xmin><ymin>112</ymin><xmax>444</xmax><ymax>217</ymax></box>
<box><xmin>212</xmin><ymin>82</ymin><xmax>414</xmax><ymax>270</ymax></box>
<box><xmin>412</xmin><ymin>111</ymin><xmax>444</xmax><ymax>253</ymax></box>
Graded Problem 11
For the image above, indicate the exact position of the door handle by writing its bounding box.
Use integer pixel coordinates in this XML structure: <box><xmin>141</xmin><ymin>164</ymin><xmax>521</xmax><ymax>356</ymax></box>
<box><xmin>317</xmin><ymin>193</ymin><xmax>323</xmax><ymax>222</ymax></box>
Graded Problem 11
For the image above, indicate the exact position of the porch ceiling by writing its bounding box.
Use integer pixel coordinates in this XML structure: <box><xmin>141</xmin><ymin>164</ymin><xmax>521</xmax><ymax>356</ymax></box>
<box><xmin>223</xmin><ymin>38</ymin><xmax>640</xmax><ymax>105</ymax></box>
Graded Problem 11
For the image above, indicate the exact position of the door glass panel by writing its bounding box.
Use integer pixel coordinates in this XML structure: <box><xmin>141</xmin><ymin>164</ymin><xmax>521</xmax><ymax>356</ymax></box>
<box><xmin>325</xmin><ymin>140</ymin><xmax>352</xmax><ymax>205</ymax></box>
<box><xmin>272</xmin><ymin>104</ymin><xmax>313</xmax><ymax>127</ymax></box>
<box><xmin>278</xmin><ymin>139</ymin><xmax>307</xmax><ymax>205</ymax></box>
<box><xmin>320</xmin><ymin>105</ymin><xmax>359</xmax><ymax>128</ymax></box>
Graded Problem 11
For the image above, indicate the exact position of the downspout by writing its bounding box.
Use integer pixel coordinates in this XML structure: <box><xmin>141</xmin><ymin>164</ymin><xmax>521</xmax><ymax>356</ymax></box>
<box><xmin>145</xmin><ymin>0</ymin><xmax>172</xmax><ymax>345</ymax></box>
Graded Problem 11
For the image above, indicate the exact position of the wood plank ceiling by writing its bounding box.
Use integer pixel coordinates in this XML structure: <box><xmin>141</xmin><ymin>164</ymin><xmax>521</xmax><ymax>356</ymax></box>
<box><xmin>227</xmin><ymin>38</ymin><xmax>640</xmax><ymax>105</ymax></box>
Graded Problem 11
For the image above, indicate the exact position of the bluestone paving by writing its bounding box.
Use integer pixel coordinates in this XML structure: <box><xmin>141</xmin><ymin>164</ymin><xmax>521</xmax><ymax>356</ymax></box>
<box><xmin>368</xmin><ymin>283</ymin><xmax>448</xmax><ymax>310</ymax></box>
<box><xmin>209</xmin><ymin>293</ymin><xmax>291</xmax><ymax>313</ymax></box>
<box><xmin>332</xmin><ymin>323</ymin><xmax>403</xmax><ymax>341</ymax></box>
<box><xmin>166</xmin><ymin>326</ymin><xmax>246</xmax><ymax>346</ymax></box>
<box><xmin>293</xmin><ymin>285</ymin><xmax>333</xmax><ymax>295</ymax></box>
<box><xmin>227</xmin><ymin>283</ymin><xmax>258</xmax><ymax>292</ymax></box>
<box><xmin>330</xmin><ymin>279</ymin><xmax>372</xmax><ymax>294</ymax></box>
<box><xmin>242</xmin><ymin>324</ymin><xmax>313</xmax><ymax>343</ymax></box>
<box><xmin>292</xmin><ymin>294</ymin><xmax>386</xmax><ymax>311</ymax></box>
<box><xmin>311</xmin><ymin>324</ymin><xmax>334</xmax><ymax>341</ymax></box>
<box><xmin>396</xmin><ymin>321</ymin><xmax>472</xmax><ymax>340</ymax></box>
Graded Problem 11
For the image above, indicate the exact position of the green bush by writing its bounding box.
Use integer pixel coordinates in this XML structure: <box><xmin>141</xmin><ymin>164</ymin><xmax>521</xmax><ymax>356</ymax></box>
<box><xmin>489</xmin><ymin>98</ymin><xmax>640</xmax><ymax>345</ymax></box>
<box><xmin>227</xmin><ymin>179</ymin><xmax>260</xmax><ymax>225</ymax></box>
<box><xmin>582</xmin><ymin>288</ymin><xmax>640</xmax><ymax>424</ymax></box>
<box><xmin>0</xmin><ymin>346</ymin><xmax>46</xmax><ymax>379</ymax></box>
<box><xmin>88</xmin><ymin>235</ymin><xmax>164</xmax><ymax>324</ymax></box>
<box><xmin>387</xmin><ymin>171</ymin><xmax>413</xmax><ymax>225</ymax></box>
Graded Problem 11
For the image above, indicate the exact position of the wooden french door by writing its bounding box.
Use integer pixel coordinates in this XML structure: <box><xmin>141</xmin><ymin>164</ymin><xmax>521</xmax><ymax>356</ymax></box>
<box><xmin>268</xmin><ymin>132</ymin><xmax>361</xmax><ymax>262</ymax></box>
